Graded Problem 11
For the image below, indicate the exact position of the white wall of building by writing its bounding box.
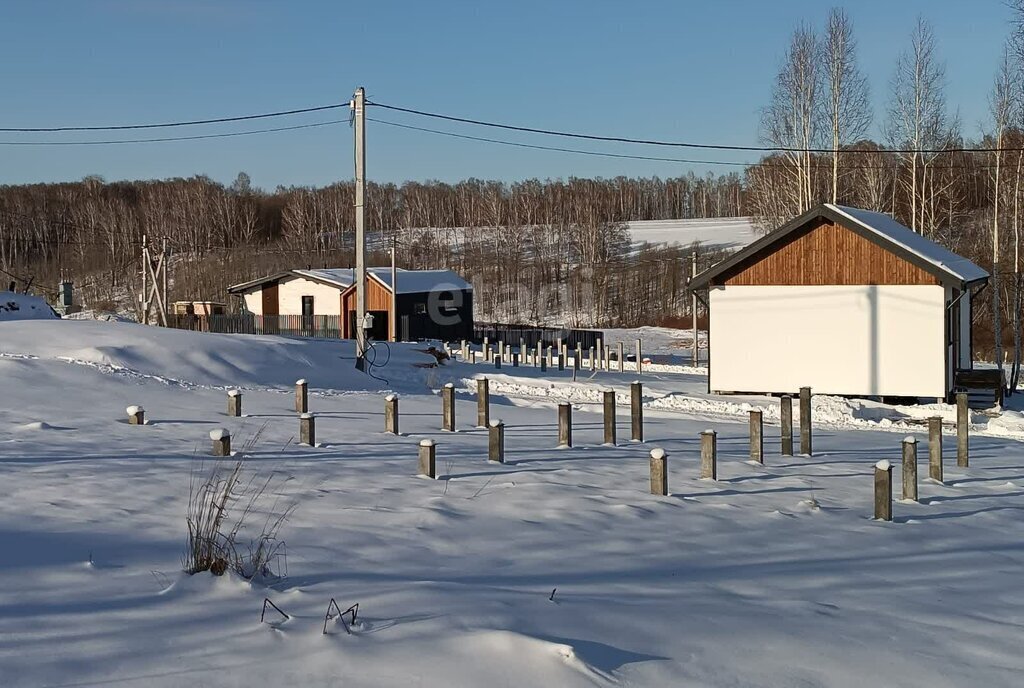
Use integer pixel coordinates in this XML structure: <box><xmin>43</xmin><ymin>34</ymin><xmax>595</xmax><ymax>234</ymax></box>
<box><xmin>239</xmin><ymin>277</ymin><xmax>343</xmax><ymax>316</ymax></box>
<box><xmin>709</xmin><ymin>284</ymin><xmax>947</xmax><ymax>398</ymax></box>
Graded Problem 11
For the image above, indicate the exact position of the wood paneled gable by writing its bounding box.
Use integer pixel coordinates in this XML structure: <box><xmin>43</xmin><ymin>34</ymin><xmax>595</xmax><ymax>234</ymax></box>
<box><xmin>713</xmin><ymin>219</ymin><xmax>941</xmax><ymax>287</ymax></box>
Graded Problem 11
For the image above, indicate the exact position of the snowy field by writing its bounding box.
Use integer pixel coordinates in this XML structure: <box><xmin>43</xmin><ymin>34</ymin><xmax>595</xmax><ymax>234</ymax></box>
<box><xmin>625</xmin><ymin>216</ymin><xmax>759</xmax><ymax>251</ymax></box>
<box><xmin>2</xmin><ymin>320</ymin><xmax>1024</xmax><ymax>687</ymax></box>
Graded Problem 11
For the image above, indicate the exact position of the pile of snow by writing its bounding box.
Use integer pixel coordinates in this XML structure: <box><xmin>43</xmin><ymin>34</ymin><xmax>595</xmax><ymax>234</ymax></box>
<box><xmin>0</xmin><ymin>291</ymin><xmax>57</xmax><ymax>321</ymax></box>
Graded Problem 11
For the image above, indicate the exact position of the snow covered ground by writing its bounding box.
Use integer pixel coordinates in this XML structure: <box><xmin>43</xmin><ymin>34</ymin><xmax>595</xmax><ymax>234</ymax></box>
<box><xmin>625</xmin><ymin>216</ymin><xmax>759</xmax><ymax>251</ymax></box>
<box><xmin>2</xmin><ymin>320</ymin><xmax>1024</xmax><ymax>687</ymax></box>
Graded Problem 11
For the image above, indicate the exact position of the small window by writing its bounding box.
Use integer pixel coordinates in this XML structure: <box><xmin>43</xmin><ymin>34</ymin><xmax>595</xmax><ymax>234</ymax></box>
<box><xmin>414</xmin><ymin>303</ymin><xmax>426</xmax><ymax>314</ymax></box>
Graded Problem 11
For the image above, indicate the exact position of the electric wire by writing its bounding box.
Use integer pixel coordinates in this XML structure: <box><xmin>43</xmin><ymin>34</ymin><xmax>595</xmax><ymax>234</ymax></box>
<box><xmin>0</xmin><ymin>120</ymin><xmax>344</xmax><ymax>145</ymax></box>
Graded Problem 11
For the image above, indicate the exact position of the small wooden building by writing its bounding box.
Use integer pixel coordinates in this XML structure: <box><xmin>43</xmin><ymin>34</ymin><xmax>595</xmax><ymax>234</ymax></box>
<box><xmin>690</xmin><ymin>204</ymin><xmax>989</xmax><ymax>401</ymax></box>
<box><xmin>227</xmin><ymin>267</ymin><xmax>473</xmax><ymax>342</ymax></box>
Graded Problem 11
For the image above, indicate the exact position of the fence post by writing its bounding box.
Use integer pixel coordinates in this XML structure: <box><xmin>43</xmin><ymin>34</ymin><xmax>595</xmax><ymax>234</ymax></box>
<box><xmin>799</xmin><ymin>386</ymin><xmax>812</xmax><ymax>456</ymax></box>
<box><xmin>520</xmin><ymin>338</ymin><xmax>526</xmax><ymax>365</ymax></box>
<box><xmin>547</xmin><ymin>346</ymin><xmax>554</xmax><ymax>368</ymax></box>
<box><xmin>461</xmin><ymin>339</ymin><xmax>468</xmax><ymax>362</ymax></box>
<box><xmin>749</xmin><ymin>409</ymin><xmax>763</xmax><ymax>464</ymax></box>
<box><xmin>902</xmin><ymin>436</ymin><xmax>918</xmax><ymax>502</ymax></box>
<box><xmin>874</xmin><ymin>460</ymin><xmax>893</xmax><ymax>521</ymax></box>
<box><xmin>295</xmin><ymin>379</ymin><xmax>308</xmax><ymax>414</ymax></box>
<box><xmin>617</xmin><ymin>342</ymin><xmax>624</xmax><ymax>373</ymax></box>
<box><xmin>780</xmin><ymin>395</ymin><xmax>793</xmax><ymax>456</ymax></box>
<box><xmin>227</xmin><ymin>389</ymin><xmax>242</xmax><ymax>417</ymax></box>
<box><xmin>631</xmin><ymin>381</ymin><xmax>643</xmax><ymax>442</ymax></box>
<box><xmin>540</xmin><ymin>353</ymin><xmax>547</xmax><ymax>372</ymax></box>
<box><xmin>477</xmin><ymin>378</ymin><xmax>490</xmax><ymax>428</ymax></box>
<box><xmin>603</xmin><ymin>389</ymin><xmax>616</xmax><ymax>445</ymax></box>
<box><xmin>535</xmin><ymin>341</ymin><xmax>542</xmax><ymax>368</ymax></box>
<box><xmin>495</xmin><ymin>355</ymin><xmax>501</xmax><ymax>370</ymax></box>
<box><xmin>557</xmin><ymin>353</ymin><xmax>564</xmax><ymax>371</ymax></box>
<box><xmin>604</xmin><ymin>345</ymin><xmax>611</xmax><ymax>371</ymax></box>
<box><xmin>596</xmin><ymin>337</ymin><xmax>603</xmax><ymax>369</ymax></box>
<box><xmin>385</xmin><ymin>394</ymin><xmax>399</xmax><ymax>434</ymax></box>
<box><xmin>512</xmin><ymin>352</ymin><xmax>519</xmax><ymax>367</ymax></box>
<box><xmin>589</xmin><ymin>346</ymin><xmax>596</xmax><ymax>371</ymax></box>
<box><xmin>418</xmin><ymin>439</ymin><xmax>436</xmax><ymax>479</ymax></box>
<box><xmin>928</xmin><ymin>415</ymin><xmax>943</xmax><ymax>482</ymax></box>
<box><xmin>483</xmin><ymin>336</ymin><xmax>489</xmax><ymax>361</ymax></box>
<box><xmin>635</xmin><ymin>338</ymin><xmax>642</xmax><ymax>375</ymax></box>
<box><xmin>700</xmin><ymin>429</ymin><xmax>717</xmax><ymax>480</ymax></box>
<box><xmin>126</xmin><ymin>405</ymin><xmax>145</xmax><ymax>425</ymax></box>
<box><xmin>210</xmin><ymin>428</ymin><xmax>231</xmax><ymax>457</ymax></box>
<box><xmin>442</xmin><ymin>383</ymin><xmax>456</xmax><ymax>431</ymax></box>
<box><xmin>649</xmin><ymin>448</ymin><xmax>668</xmax><ymax>496</ymax></box>
<box><xmin>488</xmin><ymin>419</ymin><xmax>505</xmax><ymax>463</ymax></box>
<box><xmin>558</xmin><ymin>402</ymin><xmax>573</xmax><ymax>448</ymax></box>
<box><xmin>299</xmin><ymin>413</ymin><xmax>316</xmax><ymax>446</ymax></box>
<box><xmin>575</xmin><ymin>343</ymin><xmax>582</xmax><ymax>369</ymax></box>
<box><xmin>956</xmin><ymin>392</ymin><xmax>969</xmax><ymax>467</ymax></box>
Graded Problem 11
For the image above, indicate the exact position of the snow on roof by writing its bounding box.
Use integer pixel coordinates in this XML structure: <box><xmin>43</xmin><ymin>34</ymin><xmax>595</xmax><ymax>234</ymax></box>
<box><xmin>0</xmin><ymin>292</ymin><xmax>58</xmax><ymax>321</ymax></box>
<box><xmin>232</xmin><ymin>268</ymin><xmax>472</xmax><ymax>294</ymax></box>
<box><xmin>292</xmin><ymin>268</ymin><xmax>355</xmax><ymax>288</ymax></box>
<box><xmin>828</xmin><ymin>204</ymin><xmax>989</xmax><ymax>285</ymax></box>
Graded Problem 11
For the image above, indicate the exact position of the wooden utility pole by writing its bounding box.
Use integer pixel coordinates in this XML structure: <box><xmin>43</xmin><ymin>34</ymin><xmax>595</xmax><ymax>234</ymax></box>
<box><xmin>353</xmin><ymin>86</ymin><xmax>368</xmax><ymax>370</ymax></box>
<box><xmin>161</xmin><ymin>237</ymin><xmax>169</xmax><ymax>325</ymax></box>
<box><xmin>391</xmin><ymin>236</ymin><xmax>398</xmax><ymax>342</ymax></box>
<box><xmin>139</xmin><ymin>234</ymin><xmax>169</xmax><ymax>327</ymax></box>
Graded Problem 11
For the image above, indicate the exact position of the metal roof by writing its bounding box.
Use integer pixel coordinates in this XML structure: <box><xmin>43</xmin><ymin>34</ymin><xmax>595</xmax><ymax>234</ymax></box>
<box><xmin>690</xmin><ymin>204</ymin><xmax>989</xmax><ymax>290</ymax></box>
<box><xmin>228</xmin><ymin>268</ymin><xmax>473</xmax><ymax>295</ymax></box>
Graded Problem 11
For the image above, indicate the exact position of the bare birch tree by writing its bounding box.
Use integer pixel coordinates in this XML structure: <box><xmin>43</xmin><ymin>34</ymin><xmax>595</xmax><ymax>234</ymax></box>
<box><xmin>989</xmin><ymin>46</ymin><xmax>1016</xmax><ymax>384</ymax></box>
<box><xmin>822</xmin><ymin>8</ymin><xmax>871</xmax><ymax>205</ymax></box>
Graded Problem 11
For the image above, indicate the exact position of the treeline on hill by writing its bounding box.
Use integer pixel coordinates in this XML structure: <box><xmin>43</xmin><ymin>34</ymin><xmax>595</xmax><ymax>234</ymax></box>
<box><xmin>0</xmin><ymin>173</ymin><xmax>741</xmax><ymax>327</ymax></box>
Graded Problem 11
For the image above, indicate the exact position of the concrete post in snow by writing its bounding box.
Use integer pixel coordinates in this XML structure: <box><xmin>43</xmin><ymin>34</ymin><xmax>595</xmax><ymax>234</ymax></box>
<box><xmin>603</xmin><ymin>389</ymin><xmax>616</xmax><ymax>445</ymax></box>
<box><xmin>604</xmin><ymin>345</ymin><xmax>611</xmax><ymax>371</ymax></box>
<box><xmin>575</xmin><ymin>343</ymin><xmax>582</xmax><ymax>368</ymax></box>
<box><xmin>442</xmin><ymin>383</ymin><xmax>456</xmax><ymax>431</ymax></box>
<box><xmin>477</xmin><ymin>378</ymin><xmax>490</xmax><ymax>428</ymax></box>
<box><xmin>558</xmin><ymin>402</ymin><xmax>572</xmax><ymax>448</ymax></box>
<box><xmin>630</xmin><ymin>381</ymin><xmax>643</xmax><ymax>442</ymax></box>
<box><xmin>547</xmin><ymin>346</ymin><xmax>554</xmax><ymax>368</ymax></box>
<box><xmin>557</xmin><ymin>353</ymin><xmax>564</xmax><ymax>371</ymax></box>
<box><xmin>227</xmin><ymin>389</ymin><xmax>242</xmax><ymax>417</ymax></box>
<box><xmin>749</xmin><ymin>409</ymin><xmax>763</xmax><ymax>464</ymax></box>
<box><xmin>126</xmin><ymin>405</ymin><xmax>145</xmax><ymax>426</ymax></box>
<box><xmin>649</xmin><ymin>447</ymin><xmax>668</xmax><ymax>496</ymax></box>
<box><xmin>494</xmin><ymin>355</ymin><xmax>501</xmax><ymax>370</ymax></box>
<box><xmin>799</xmin><ymin>386</ymin><xmax>812</xmax><ymax>456</ymax></box>
<box><xmin>596</xmin><ymin>337</ymin><xmax>603</xmax><ymax>369</ymax></box>
<box><xmin>540</xmin><ymin>353</ymin><xmax>547</xmax><ymax>373</ymax></box>
<box><xmin>295</xmin><ymin>379</ymin><xmax>308</xmax><ymax>414</ymax></box>
<box><xmin>635</xmin><ymin>339</ymin><xmax>642</xmax><ymax>375</ymax></box>
<box><xmin>700</xmin><ymin>429</ymin><xmax>717</xmax><ymax>480</ymax></box>
<box><xmin>299</xmin><ymin>413</ymin><xmax>315</xmax><ymax>446</ymax></box>
<box><xmin>928</xmin><ymin>415</ymin><xmax>943</xmax><ymax>482</ymax></box>
<box><xmin>535</xmin><ymin>342</ymin><xmax>542</xmax><ymax>368</ymax></box>
<box><xmin>780</xmin><ymin>395</ymin><xmax>793</xmax><ymax>456</ymax></box>
<box><xmin>617</xmin><ymin>342</ymin><xmax>624</xmax><ymax>373</ymax></box>
<box><xmin>874</xmin><ymin>460</ymin><xmax>893</xmax><ymax>521</ymax></box>
<box><xmin>483</xmin><ymin>337</ymin><xmax>489</xmax><ymax>361</ymax></box>
<box><xmin>512</xmin><ymin>352</ymin><xmax>519</xmax><ymax>368</ymax></box>
<box><xmin>418</xmin><ymin>439</ymin><xmax>436</xmax><ymax>479</ymax></box>
<box><xmin>210</xmin><ymin>428</ymin><xmax>231</xmax><ymax>457</ymax></box>
<box><xmin>902</xmin><ymin>436</ymin><xmax>918</xmax><ymax>502</ymax></box>
<box><xmin>384</xmin><ymin>394</ymin><xmax>399</xmax><ymax>434</ymax></box>
<box><xmin>488</xmin><ymin>419</ymin><xmax>505</xmax><ymax>463</ymax></box>
<box><xmin>461</xmin><ymin>340</ymin><xmax>468</xmax><ymax>362</ymax></box>
<box><xmin>520</xmin><ymin>338</ymin><xmax>526</xmax><ymax>365</ymax></box>
<box><xmin>956</xmin><ymin>392</ymin><xmax>969</xmax><ymax>467</ymax></box>
<box><xmin>589</xmin><ymin>346</ymin><xmax>596</xmax><ymax>371</ymax></box>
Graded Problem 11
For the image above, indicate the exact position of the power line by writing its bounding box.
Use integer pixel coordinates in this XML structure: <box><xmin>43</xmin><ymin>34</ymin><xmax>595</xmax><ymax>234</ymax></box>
<box><xmin>0</xmin><ymin>120</ymin><xmax>344</xmax><ymax>146</ymax></box>
<box><xmin>368</xmin><ymin>99</ymin><xmax>1023</xmax><ymax>155</ymax></box>
<box><xmin>0</xmin><ymin>104</ymin><xmax>347</xmax><ymax>132</ymax></box>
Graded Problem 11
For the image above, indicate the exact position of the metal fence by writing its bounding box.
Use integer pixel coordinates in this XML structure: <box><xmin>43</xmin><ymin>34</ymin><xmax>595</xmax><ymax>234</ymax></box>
<box><xmin>471</xmin><ymin>322</ymin><xmax>603</xmax><ymax>349</ymax></box>
<box><xmin>169</xmin><ymin>314</ymin><xmax>343</xmax><ymax>338</ymax></box>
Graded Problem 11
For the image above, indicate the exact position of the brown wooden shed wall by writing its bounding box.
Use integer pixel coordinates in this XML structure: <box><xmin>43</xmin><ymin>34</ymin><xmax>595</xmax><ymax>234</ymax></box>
<box><xmin>340</xmin><ymin>278</ymin><xmax>393</xmax><ymax>339</ymax></box>
<box><xmin>713</xmin><ymin>219</ymin><xmax>940</xmax><ymax>287</ymax></box>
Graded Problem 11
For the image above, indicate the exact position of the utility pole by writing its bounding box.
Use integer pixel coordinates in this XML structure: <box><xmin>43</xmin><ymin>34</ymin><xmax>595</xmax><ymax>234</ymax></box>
<box><xmin>691</xmin><ymin>250</ymin><xmax>698</xmax><ymax>367</ymax></box>
<box><xmin>391</xmin><ymin>236</ymin><xmax>398</xmax><ymax>342</ymax></box>
<box><xmin>353</xmin><ymin>86</ymin><xmax>368</xmax><ymax>370</ymax></box>
<box><xmin>161</xmin><ymin>236</ymin><xmax>169</xmax><ymax>326</ymax></box>
<box><xmin>139</xmin><ymin>233</ymin><xmax>169</xmax><ymax>327</ymax></box>
<box><xmin>140</xmin><ymin>234</ymin><xmax>148</xmax><ymax>324</ymax></box>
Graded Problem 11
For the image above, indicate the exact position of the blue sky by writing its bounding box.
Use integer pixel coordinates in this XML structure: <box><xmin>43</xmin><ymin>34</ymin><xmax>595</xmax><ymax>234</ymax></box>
<box><xmin>0</xmin><ymin>0</ymin><xmax>1015</xmax><ymax>189</ymax></box>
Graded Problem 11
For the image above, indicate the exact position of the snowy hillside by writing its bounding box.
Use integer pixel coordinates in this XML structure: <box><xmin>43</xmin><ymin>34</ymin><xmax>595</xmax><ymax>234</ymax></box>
<box><xmin>2</xmin><ymin>320</ymin><xmax>1024</xmax><ymax>687</ymax></box>
<box><xmin>625</xmin><ymin>216</ymin><xmax>759</xmax><ymax>251</ymax></box>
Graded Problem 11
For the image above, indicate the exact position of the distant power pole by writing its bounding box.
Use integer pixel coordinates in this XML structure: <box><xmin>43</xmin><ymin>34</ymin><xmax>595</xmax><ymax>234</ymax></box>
<box><xmin>139</xmin><ymin>234</ymin><xmax>169</xmax><ymax>327</ymax></box>
<box><xmin>353</xmin><ymin>86</ymin><xmax>368</xmax><ymax>370</ymax></box>
<box><xmin>691</xmin><ymin>250</ymin><xmax>698</xmax><ymax>366</ymax></box>
<box><xmin>391</xmin><ymin>236</ymin><xmax>398</xmax><ymax>342</ymax></box>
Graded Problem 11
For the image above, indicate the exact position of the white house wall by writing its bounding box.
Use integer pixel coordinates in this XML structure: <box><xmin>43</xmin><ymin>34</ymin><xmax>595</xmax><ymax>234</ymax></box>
<box><xmin>242</xmin><ymin>292</ymin><xmax>262</xmax><ymax>315</ymax></box>
<box><xmin>709</xmin><ymin>285</ymin><xmax>947</xmax><ymax>398</ymax></box>
<box><xmin>276</xmin><ymin>277</ymin><xmax>342</xmax><ymax>315</ymax></box>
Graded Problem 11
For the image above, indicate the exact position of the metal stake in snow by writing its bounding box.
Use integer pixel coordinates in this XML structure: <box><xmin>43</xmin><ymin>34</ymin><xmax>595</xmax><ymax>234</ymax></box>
<box><xmin>227</xmin><ymin>389</ymin><xmax>242</xmax><ymax>417</ymax></box>
<box><xmin>126</xmin><ymin>405</ymin><xmax>145</xmax><ymax>426</ymax></box>
<box><xmin>295</xmin><ymin>379</ymin><xmax>308</xmax><ymax>414</ymax></box>
<box><xmin>630</xmin><ymin>381</ymin><xmax>644</xmax><ymax>442</ymax></box>
<box><xmin>418</xmin><ymin>439</ymin><xmax>436</xmax><ymax>479</ymax></box>
<box><xmin>956</xmin><ymin>392</ymin><xmax>969</xmax><ymax>467</ymax></box>
<box><xmin>649</xmin><ymin>447</ymin><xmax>668</xmax><ymax>496</ymax></box>
<box><xmin>749</xmin><ymin>409</ymin><xmax>763</xmax><ymax>464</ymax></box>
<box><xmin>928</xmin><ymin>416</ymin><xmax>943</xmax><ymax>482</ymax></box>
<box><xmin>488</xmin><ymin>419</ymin><xmax>505</xmax><ymax>463</ymax></box>
<box><xmin>603</xmin><ymin>389</ymin><xmax>617</xmax><ymax>446</ymax></box>
<box><xmin>477</xmin><ymin>378</ymin><xmax>490</xmax><ymax>428</ymax></box>
<box><xmin>700</xmin><ymin>429</ymin><xmax>717</xmax><ymax>480</ymax></box>
<box><xmin>210</xmin><ymin>428</ymin><xmax>231</xmax><ymax>457</ymax></box>
<box><xmin>799</xmin><ymin>386</ymin><xmax>813</xmax><ymax>456</ymax></box>
<box><xmin>299</xmin><ymin>413</ymin><xmax>316</xmax><ymax>446</ymax></box>
<box><xmin>780</xmin><ymin>395</ymin><xmax>794</xmax><ymax>456</ymax></box>
<box><xmin>384</xmin><ymin>394</ymin><xmax>399</xmax><ymax>435</ymax></box>
<box><xmin>557</xmin><ymin>402</ymin><xmax>573</xmax><ymax>448</ymax></box>
<box><xmin>442</xmin><ymin>383</ymin><xmax>456</xmax><ymax>432</ymax></box>
<box><xmin>874</xmin><ymin>460</ymin><xmax>893</xmax><ymax>521</ymax></box>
